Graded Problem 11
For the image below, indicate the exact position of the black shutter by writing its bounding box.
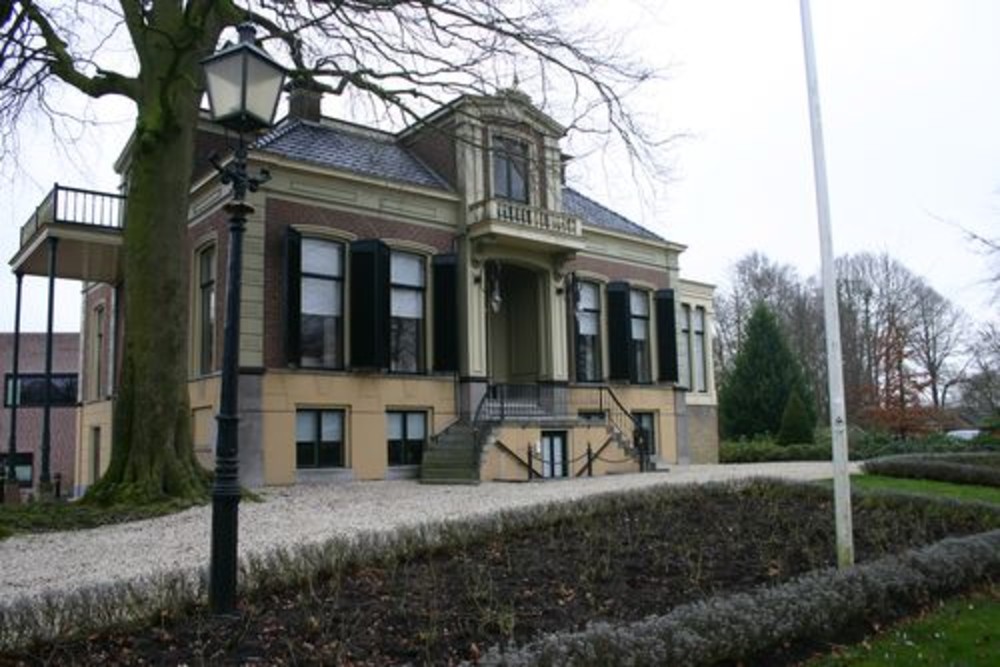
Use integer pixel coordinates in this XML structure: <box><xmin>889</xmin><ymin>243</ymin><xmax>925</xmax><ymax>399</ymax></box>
<box><xmin>432</xmin><ymin>254</ymin><xmax>458</xmax><ymax>372</ymax></box>
<box><xmin>607</xmin><ymin>281</ymin><xmax>630</xmax><ymax>381</ymax></box>
<box><xmin>350</xmin><ymin>239</ymin><xmax>390</xmax><ymax>369</ymax></box>
<box><xmin>656</xmin><ymin>289</ymin><xmax>679</xmax><ymax>382</ymax></box>
<box><xmin>284</xmin><ymin>227</ymin><xmax>302</xmax><ymax>365</ymax></box>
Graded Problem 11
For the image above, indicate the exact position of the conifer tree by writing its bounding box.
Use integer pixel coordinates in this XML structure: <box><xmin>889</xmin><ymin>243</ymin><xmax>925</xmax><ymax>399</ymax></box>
<box><xmin>719</xmin><ymin>304</ymin><xmax>814</xmax><ymax>439</ymax></box>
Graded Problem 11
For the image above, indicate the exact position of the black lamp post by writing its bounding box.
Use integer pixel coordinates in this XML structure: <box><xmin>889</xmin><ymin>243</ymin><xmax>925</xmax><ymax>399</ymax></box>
<box><xmin>201</xmin><ymin>22</ymin><xmax>285</xmax><ymax>614</ymax></box>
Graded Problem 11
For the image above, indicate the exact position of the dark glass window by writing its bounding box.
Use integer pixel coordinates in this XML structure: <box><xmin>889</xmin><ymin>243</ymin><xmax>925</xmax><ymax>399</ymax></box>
<box><xmin>300</xmin><ymin>238</ymin><xmax>344</xmax><ymax>368</ymax></box>
<box><xmin>198</xmin><ymin>245</ymin><xmax>216</xmax><ymax>374</ymax></box>
<box><xmin>630</xmin><ymin>290</ymin><xmax>651</xmax><ymax>383</ymax></box>
<box><xmin>575</xmin><ymin>281</ymin><xmax>602</xmax><ymax>381</ymax></box>
<box><xmin>389</xmin><ymin>251</ymin><xmax>425</xmax><ymax>373</ymax></box>
<box><xmin>0</xmin><ymin>452</ymin><xmax>33</xmax><ymax>487</ymax></box>
<box><xmin>680</xmin><ymin>304</ymin><xmax>691</xmax><ymax>388</ymax></box>
<box><xmin>387</xmin><ymin>411</ymin><xmax>426</xmax><ymax>466</ymax></box>
<box><xmin>296</xmin><ymin>409</ymin><xmax>345</xmax><ymax>469</ymax></box>
<box><xmin>694</xmin><ymin>306</ymin><xmax>707</xmax><ymax>392</ymax></box>
<box><xmin>4</xmin><ymin>373</ymin><xmax>78</xmax><ymax>408</ymax></box>
<box><xmin>634</xmin><ymin>411</ymin><xmax>656</xmax><ymax>456</ymax></box>
<box><xmin>493</xmin><ymin>136</ymin><xmax>529</xmax><ymax>203</ymax></box>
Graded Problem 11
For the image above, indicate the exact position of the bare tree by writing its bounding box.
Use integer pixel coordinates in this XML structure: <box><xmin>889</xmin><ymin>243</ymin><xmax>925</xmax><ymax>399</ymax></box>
<box><xmin>1</xmin><ymin>1</ymin><xmax>658</xmax><ymax>503</ymax></box>
<box><xmin>960</xmin><ymin>322</ymin><xmax>1000</xmax><ymax>421</ymax></box>
<box><xmin>910</xmin><ymin>282</ymin><xmax>968</xmax><ymax>408</ymax></box>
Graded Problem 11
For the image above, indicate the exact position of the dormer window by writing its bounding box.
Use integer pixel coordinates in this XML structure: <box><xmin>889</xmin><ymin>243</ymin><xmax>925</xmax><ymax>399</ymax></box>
<box><xmin>492</xmin><ymin>135</ymin><xmax>529</xmax><ymax>203</ymax></box>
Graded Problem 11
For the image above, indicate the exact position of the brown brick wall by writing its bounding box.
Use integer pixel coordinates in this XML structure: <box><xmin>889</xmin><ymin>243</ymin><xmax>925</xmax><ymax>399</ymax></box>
<box><xmin>404</xmin><ymin>122</ymin><xmax>457</xmax><ymax>188</ymax></box>
<box><xmin>567</xmin><ymin>255</ymin><xmax>671</xmax><ymax>289</ymax></box>
<box><xmin>262</xmin><ymin>197</ymin><xmax>458</xmax><ymax>369</ymax></box>
<box><xmin>0</xmin><ymin>333</ymin><xmax>80</xmax><ymax>490</ymax></box>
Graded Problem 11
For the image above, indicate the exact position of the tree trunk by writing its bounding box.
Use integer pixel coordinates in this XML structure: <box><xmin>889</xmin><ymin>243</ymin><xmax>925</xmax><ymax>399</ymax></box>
<box><xmin>87</xmin><ymin>68</ymin><xmax>209</xmax><ymax>504</ymax></box>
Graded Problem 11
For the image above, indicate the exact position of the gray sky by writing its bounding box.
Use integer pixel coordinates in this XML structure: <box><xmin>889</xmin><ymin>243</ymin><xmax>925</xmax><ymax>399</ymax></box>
<box><xmin>1</xmin><ymin>0</ymin><xmax>998</xmax><ymax>332</ymax></box>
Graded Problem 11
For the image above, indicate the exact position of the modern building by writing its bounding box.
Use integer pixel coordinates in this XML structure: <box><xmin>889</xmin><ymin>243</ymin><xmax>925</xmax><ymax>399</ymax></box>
<box><xmin>9</xmin><ymin>88</ymin><xmax>717</xmax><ymax>491</ymax></box>
<box><xmin>0</xmin><ymin>332</ymin><xmax>79</xmax><ymax>494</ymax></box>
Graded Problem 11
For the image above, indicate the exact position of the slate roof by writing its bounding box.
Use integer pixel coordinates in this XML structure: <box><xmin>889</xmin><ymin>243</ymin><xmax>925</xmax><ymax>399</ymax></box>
<box><xmin>254</xmin><ymin>118</ymin><xmax>664</xmax><ymax>243</ymax></box>
<box><xmin>562</xmin><ymin>188</ymin><xmax>664</xmax><ymax>242</ymax></box>
<box><xmin>254</xmin><ymin>119</ymin><xmax>450</xmax><ymax>191</ymax></box>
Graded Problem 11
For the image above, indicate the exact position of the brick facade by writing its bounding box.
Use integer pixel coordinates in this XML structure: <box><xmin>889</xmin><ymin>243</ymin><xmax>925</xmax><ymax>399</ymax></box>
<box><xmin>0</xmin><ymin>333</ymin><xmax>79</xmax><ymax>491</ymax></box>
<box><xmin>262</xmin><ymin>197</ymin><xmax>457</xmax><ymax>369</ymax></box>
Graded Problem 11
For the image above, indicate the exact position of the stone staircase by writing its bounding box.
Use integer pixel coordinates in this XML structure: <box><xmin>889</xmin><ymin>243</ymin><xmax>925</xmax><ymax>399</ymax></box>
<box><xmin>420</xmin><ymin>421</ymin><xmax>482</xmax><ymax>484</ymax></box>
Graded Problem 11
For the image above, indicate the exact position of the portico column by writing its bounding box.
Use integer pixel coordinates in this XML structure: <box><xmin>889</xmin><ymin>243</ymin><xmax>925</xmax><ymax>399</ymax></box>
<box><xmin>40</xmin><ymin>236</ymin><xmax>58</xmax><ymax>491</ymax></box>
<box><xmin>4</xmin><ymin>272</ymin><xmax>24</xmax><ymax>503</ymax></box>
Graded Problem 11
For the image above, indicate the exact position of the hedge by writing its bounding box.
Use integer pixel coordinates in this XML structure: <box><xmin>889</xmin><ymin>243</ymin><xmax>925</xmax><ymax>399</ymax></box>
<box><xmin>862</xmin><ymin>453</ymin><xmax>1000</xmax><ymax>488</ymax></box>
<box><xmin>721</xmin><ymin>434</ymin><xmax>999</xmax><ymax>464</ymax></box>
<box><xmin>479</xmin><ymin>529</ymin><xmax>1000</xmax><ymax>667</ymax></box>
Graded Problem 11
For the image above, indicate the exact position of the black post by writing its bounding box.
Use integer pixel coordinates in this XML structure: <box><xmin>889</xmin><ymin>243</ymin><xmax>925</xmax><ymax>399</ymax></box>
<box><xmin>586</xmin><ymin>443</ymin><xmax>593</xmax><ymax>477</ymax></box>
<box><xmin>527</xmin><ymin>445</ymin><xmax>534</xmax><ymax>480</ymax></box>
<box><xmin>5</xmin><ymin>272</ymin><xmax>24</xmax><ymax>501</ymax></box>
<box><xmin>209</xmin><ymin>140</ymin><xmax>268</xmax><ymax>615</ymax></box>
<box><xmin>40</xmin><ymin>237</ymin><xmax>58</xmax><ymax>491</ymax></box>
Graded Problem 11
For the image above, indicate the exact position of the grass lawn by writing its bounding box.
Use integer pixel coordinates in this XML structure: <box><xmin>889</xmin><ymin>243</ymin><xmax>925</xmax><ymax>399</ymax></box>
<box><xmin>849</xmin><ymin>474</ymin><xmax>1000</xmax><ymax>505</ymax></box>
<box><xmin>807</xmin><ymin>586</ymin><xmax>1000</xmax><ymax>666</ymax></box>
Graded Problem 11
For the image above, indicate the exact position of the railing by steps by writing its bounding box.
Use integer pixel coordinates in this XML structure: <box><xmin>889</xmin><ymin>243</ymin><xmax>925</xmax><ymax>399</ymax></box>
<box><xmin>470</xmin><ymin>383</ymin><xmax>653</xmax><ymax>474</ymax></box>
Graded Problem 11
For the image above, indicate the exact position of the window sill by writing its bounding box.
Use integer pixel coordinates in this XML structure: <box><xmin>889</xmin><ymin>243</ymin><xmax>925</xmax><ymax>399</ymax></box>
<box><xmin>295</xmin><ymin>468</ymin><xmax>354</xmax><ymax>484</ymax></box>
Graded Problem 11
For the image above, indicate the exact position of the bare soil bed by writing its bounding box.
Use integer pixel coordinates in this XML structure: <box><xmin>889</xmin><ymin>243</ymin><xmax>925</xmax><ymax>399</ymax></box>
<box><xmin>3</xmin><ymin>480</ymin><xmax>998</xmax><ymax>666</ymax></box>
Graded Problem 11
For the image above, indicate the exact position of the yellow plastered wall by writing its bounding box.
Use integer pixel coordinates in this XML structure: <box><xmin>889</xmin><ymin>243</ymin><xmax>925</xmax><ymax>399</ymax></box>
<box><xmin>260</xmin><ymin>371</ymin><xmax>458</xmax><ymax>484</ymax></box>
<box><xmin>188</xmin><ymin>376</ymin><xmax>221</xmax><ymax>469</ymax></box>
<box><xmin>567</xmin><ymin>385</ymin><xmax>679</xmax><ymax>463</ymax></box>
<box><xmin>76</xmin><ymin>400</ymin><xmax>113</xmax><ymax>489</ymax></box>
<box><xmin>482</xmin><ymin>423</ymin><xmax>640</xmax><ymax>481</ymax></box>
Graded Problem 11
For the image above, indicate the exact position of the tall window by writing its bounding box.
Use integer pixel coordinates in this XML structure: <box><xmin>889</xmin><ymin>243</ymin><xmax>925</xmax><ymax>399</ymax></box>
<box><xmin>390</xmin><ymin>251</ymin><xmax>425</xmax><ymax>373</ymax></box>
<box><xmin>90</xmin><ymin>305</ymin><xmax>105</xmax><ymax>400</ymax></box>
<box><xmin>300</xmin><ymin>238</ymin><xmax>344</xmax><ymax>368</ymax></box>
<box><xmin>197</xmin><ymin>245</ymin><xmax>216</xmax><ymax>374</ymax></box>
<box><xmin>630</xmin><ymin>290</ymin><xmax>651</xmax><ymax>383</ymax></box>
<box><xmin>693</xmin><ymin>306</ymin><xmax>707</xmax><ymax>392</ymax></box>
<box><xmin>575</xmin><ymin>281</ymin><xmax>602</xmax><ymax>382</ymax></box>
<box><xmin>387</xmin><ymin>411</ymin><xmax>426</xmax><ymax>466</ymax></box>
<box><xmin>296</xmin><ymin>409</ymin><xmax>345</xmax><ymax>469</ymax></box>
<box><xmin>492</xmin><ymin>136</ymin><xmax>529</xmax><ymax>203</ymax></box>
<box><xmin>680</xmin><ymin>304</ymin><xmax>691</xmax><ymax>388</ymax></box>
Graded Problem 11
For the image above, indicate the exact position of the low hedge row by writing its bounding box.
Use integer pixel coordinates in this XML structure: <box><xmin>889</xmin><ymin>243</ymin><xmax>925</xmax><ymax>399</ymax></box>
<box><xmin>862</xmin><ymin>453</ymin><xmax>1000</xmax><ymax>488</ymax></box>
<box><xmin>720</xmin><ymin>440</ymin><xmax>829</xmax><ymax>463</ymax></box>
<box><xmin>721</xmin><ymin>435</ymin><xmax>998</xmax><ymax>464</ymax></box>
<box><xmin>479</xmin><ymin>529</ymin><xmax>1000</xmax><ymax>666</ymax></box>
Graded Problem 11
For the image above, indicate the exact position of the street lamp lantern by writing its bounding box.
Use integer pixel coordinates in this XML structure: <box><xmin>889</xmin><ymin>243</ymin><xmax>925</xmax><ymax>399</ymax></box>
<box><xmin>202</xmin><ymin>22</ymin><xmax>285</xmax><ymax>615</ymax></box>
<box><xmin>202</xmin><ymin>23</ymin><xmax>286</xmax><ymax>133</ymax></box>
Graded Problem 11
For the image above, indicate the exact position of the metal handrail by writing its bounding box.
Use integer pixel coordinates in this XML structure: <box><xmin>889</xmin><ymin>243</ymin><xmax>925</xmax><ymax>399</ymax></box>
<box><xmin>20</xmin><ymin>184</ymin><xmax>126</xmax><ymax>245</ymax></box>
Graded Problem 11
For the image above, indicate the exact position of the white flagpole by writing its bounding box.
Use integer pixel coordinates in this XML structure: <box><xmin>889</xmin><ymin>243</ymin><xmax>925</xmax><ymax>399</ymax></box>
<box><xmin>799</xmin><ymin>0</ymin><xmax>855</xmax><ymax>567</ymax></box>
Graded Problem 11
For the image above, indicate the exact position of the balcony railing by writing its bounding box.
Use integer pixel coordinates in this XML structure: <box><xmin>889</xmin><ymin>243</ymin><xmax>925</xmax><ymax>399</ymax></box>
<box><xmin>470</xmin><ymin>198</ymin><xmax>581</xmax><ymax>238</ymax></box>
<box><xmin>20</xmin><ymin>185</ymin><xmax>126</xmax><ymax>246</ymax></box>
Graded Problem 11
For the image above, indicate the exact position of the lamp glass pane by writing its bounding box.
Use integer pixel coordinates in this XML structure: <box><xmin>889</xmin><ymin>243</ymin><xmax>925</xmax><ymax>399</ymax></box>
<box><xmin>245</xmin><ymin>51</ymin><xmax>285</xmax><ymax>125</ymax></box>
<box><xmin>204</xmin><ymin>54</ymin><xmax>245</xmax><ymax>120</ymax></box>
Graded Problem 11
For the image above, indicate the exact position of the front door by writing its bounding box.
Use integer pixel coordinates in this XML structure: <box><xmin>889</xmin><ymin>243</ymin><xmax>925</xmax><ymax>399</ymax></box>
<box><xmin>540</xmin><ymin>431</ymin><xmax>568</xmax><ymax>478</ymax></box>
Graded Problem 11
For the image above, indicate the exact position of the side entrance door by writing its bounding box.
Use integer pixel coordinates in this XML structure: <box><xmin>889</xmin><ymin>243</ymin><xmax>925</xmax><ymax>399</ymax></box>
<box><xmin>540</xmin><ymin>431</ymin><xmax>568</xmax><ymax>478</ymax></box>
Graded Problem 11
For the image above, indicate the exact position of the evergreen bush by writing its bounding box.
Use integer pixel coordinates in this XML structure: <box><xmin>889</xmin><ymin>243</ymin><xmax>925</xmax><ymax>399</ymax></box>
<box><xmin>777</xmin><ymin>391</ymin><xmax>815</xmax><ymax>445</ymax></box>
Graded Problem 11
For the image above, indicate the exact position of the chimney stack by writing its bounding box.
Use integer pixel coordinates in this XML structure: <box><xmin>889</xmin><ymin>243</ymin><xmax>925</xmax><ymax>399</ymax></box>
<box><xmin>286</xmin><ymin>78</ymin><xmax>326</xmax><ymax>123</ymax></box>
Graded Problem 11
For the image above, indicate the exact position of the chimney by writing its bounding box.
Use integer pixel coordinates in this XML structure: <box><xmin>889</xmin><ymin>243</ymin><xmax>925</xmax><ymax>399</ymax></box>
<box><xmin>286</xmin><ymin>78</ymin><xmax>325</xmax><ymax>123</ymax></box>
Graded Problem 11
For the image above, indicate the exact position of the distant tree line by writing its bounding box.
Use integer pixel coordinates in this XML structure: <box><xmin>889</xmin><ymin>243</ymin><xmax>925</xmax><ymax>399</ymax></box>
<box><xmin>715</xmin><ymin>251</ymin><xmax>999</xmax><ymax>440</ymax></box>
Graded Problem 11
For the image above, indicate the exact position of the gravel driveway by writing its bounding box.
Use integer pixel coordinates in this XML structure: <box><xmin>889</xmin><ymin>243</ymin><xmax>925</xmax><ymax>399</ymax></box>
<box><xmin>0</xmin><ymin>462</ymin><xmax>855</xmax><ymax>604</ymax></box>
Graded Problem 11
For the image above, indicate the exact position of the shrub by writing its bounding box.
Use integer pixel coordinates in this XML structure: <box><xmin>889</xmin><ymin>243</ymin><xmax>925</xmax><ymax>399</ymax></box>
<box><xmin>777</xmin><ymin>392</ymin><xmax>815</xmax><ymax>445</ymax></box>
<box><xmin>720</xmin><ymin>439</ymin><xmax>828</xmax><ymax>463</ymax></box>
<box><xmin>862</xmin><ymin>454</ymin><xmax>1000</xmax><ymax>488</ymax></box>
<box><xmin>479</xmin><ymin>529</ymin><xmax>1000</xmax><ymax>667</ymax></box>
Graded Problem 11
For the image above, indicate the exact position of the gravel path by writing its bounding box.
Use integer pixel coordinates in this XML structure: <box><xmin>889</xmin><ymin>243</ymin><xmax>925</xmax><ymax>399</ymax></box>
<box><xmin>0</xmin><ymin>462</ymin><xmax>855</xmax><ymax>604</ymax></box>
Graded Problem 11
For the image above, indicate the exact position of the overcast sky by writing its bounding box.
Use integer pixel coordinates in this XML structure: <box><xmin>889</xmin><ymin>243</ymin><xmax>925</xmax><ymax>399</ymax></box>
<box><xmin>1</xmin><ymin>0</ymin><xmax>998</xmax><ymax>333</ymax></box>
